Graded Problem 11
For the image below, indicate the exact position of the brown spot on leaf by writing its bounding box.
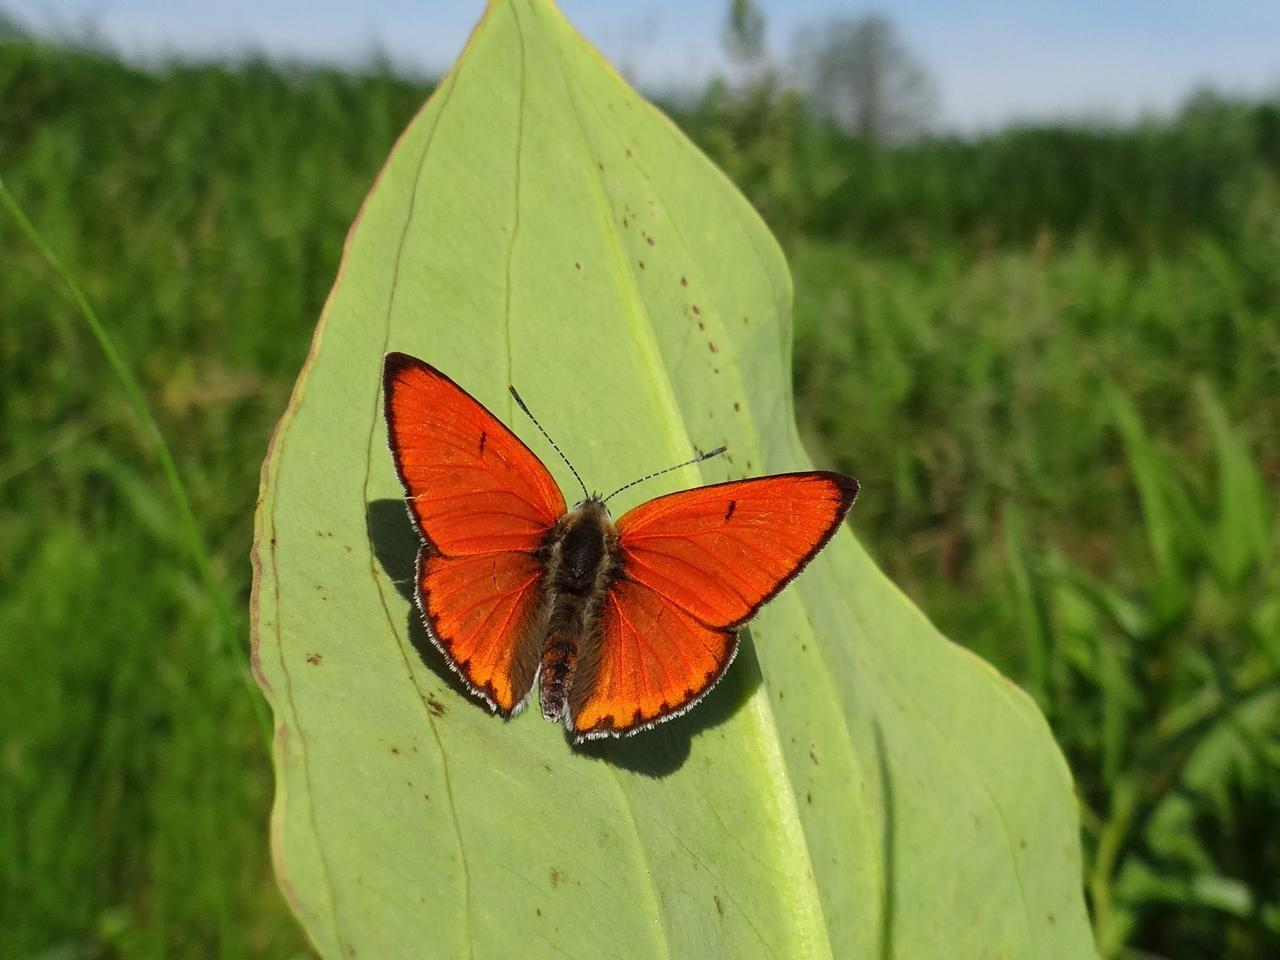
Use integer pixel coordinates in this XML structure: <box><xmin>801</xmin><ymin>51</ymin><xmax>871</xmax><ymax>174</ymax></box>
<box><xmin>574</xmin><ymin>260</ymin><xmax>581</xmax><ymax>270</ymax></box>
<box><xmin>708</xmin><ymin>341</ymin><xmax>718</xmax><ymax>353</ymax></box>
<box><xmin>550</xmin><ymin>867</ymin><xmax>563</xmax><ymax>889</ymax></box>
<box><xmin>305</xmin><ymin>653</ymin><xmax>323</xmax><ymax>666</ymax></box>
<box><xmin>426</xmin><ymin>694</ymin><xmax>447</xmax><ymax>717</ymax></box>
<box><xmin>680</xmin><ymin>276</ymin><xmax>688</xmax><ymax>286</ymax></box>
<box><xmin>733</xmin><ymin>401</ymin><xmax>741</xmax><ymax>412</ymax></box>
<box><xmin>691</xmin><ymin>304</ymin><xmax>701</xmax><ymax>315</ymax></box>
<box><xmin>714</xmin><ymin>894</ymin><xmax>724</xmax><ymax>917</ymax></box>
<box><xmin>809</xmin><ymin>744</ymin><xmax>819</xmax><ymax>765</ymax></box>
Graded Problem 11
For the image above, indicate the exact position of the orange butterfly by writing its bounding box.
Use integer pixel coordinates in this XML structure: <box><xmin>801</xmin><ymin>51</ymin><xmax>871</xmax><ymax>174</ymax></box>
<box><xmin>383</xmin><ymin>352</ymin><xmax>858</xmax><ymax>742</ymax></box>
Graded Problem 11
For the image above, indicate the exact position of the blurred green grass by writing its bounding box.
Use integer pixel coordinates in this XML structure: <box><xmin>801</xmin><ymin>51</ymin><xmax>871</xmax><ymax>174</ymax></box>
<box><xmin>1</xmin><ymin>39</ymin><xmax>1277</xmax><ymax>959</ymax></box>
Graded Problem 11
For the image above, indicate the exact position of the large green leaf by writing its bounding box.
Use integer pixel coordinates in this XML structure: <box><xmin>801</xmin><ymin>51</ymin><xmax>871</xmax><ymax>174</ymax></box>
<box><xmin>251</xmin><ymin>2</ymin><xmax>1097</xmax><ymax>956</ymax></box>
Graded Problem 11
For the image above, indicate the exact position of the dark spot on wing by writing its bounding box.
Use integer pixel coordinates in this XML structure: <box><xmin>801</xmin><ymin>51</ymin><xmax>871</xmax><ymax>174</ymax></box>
<box><xmin>478</xmin><ymin>431</ymin><xmax>487</xmax><ymax>456</ymax></box>
<box><xmin>724</xmin><ymin>501</ymin><xmax>737</xmax><ymax>522</ymax></box>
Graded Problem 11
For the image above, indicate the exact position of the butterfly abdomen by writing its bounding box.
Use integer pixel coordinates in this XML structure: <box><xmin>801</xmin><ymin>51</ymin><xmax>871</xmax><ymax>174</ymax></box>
<box><xmin>538</xmin><ymin>634</ymin><xmax>577</xmax><ymax>721</ymax></box>
<box><xmin>537</xmin><ymin>499</ymin><xmax>620</xmax><ymax>724</ymax></box>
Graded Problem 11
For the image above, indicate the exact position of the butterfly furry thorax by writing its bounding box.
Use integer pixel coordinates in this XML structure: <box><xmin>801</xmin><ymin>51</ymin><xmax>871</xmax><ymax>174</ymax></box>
<box><xmin>383</xmin><ymin>352</ymin><xmax>858</xmax><ymax>742</ymax></box>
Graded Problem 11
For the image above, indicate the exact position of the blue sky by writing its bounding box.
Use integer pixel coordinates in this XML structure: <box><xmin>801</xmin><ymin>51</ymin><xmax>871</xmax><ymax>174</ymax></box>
<box><xmin>8</xmin><ymin>1</ymin><xmax>1279</xmax><ymax>132</ymax></box>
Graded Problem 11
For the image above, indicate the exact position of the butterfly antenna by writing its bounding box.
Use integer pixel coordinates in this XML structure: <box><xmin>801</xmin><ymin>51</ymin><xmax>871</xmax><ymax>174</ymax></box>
<box><xmin>508</xmin><ymin>384</ymin><xmax>589</xmax><ymax>501</ymax></box>
<box><xmin>602</xmin><ymin>445</ymin><xmax>727</xmax><ymax>504</ymax></box>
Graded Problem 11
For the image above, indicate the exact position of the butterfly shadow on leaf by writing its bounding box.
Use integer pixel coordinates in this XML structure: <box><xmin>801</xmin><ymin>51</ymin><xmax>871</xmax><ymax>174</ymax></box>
<box><xmin>366</xmin><ymin>497</ymin><xmax>480</xmax><ymax>708</ymax></box>
<box><xmin>366</xmin><ymin>497</ymin><xmax>762</xmax><ymax>777</ymax></box>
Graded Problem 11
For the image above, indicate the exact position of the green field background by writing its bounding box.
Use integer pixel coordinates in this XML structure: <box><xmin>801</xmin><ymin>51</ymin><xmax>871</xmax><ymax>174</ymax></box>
<box><xmin>1</xmin><ymin>35</ymin><xmax>1278</xmax><ymax>960</ymax></box>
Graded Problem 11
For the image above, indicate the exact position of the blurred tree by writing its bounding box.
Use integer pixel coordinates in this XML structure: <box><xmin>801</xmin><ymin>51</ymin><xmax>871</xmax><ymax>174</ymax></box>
<box><xmin>723</xmin><ymin>0</ymin><xmax>766</xmax><ymax>67</ymax></box>
<box><xmin>0</xmin><ymin>8</ymin><xmax>32</xmax><ymax>41</ymax></box>
<box><xmin>795</xmin><ymin>13</ymin><xmax>936</xmax><ymax>144</ymax></box>
<box><xmin>722</xmin><ymin>0</ymin><xmax>769</xmax><ymax>88</ymax></box>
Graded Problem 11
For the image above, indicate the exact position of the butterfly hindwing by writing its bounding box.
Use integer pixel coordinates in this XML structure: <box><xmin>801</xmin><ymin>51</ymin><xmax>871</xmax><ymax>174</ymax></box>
<box><xmin>383</xmin><ymin>353</ymin><xmax>565</xmax><ymax>712</ymax></box>
<box><xmin>568</xmin><ymin>472</ymin><xmax>858</xmax><ymax>739</ymax></box>
<box><xmin>417</xmin><ymin>548</ymin><xmax>548</xmax><ymax>715</ymax></box>
<box><xmin>568</xmin><ymin>578</ymin><xmax>737</xmax><ymax>738</ymax></box>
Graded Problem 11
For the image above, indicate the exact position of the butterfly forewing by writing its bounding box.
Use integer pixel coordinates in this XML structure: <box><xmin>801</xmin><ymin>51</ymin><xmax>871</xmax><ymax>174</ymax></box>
<box><xmin>614</xmin><ymin>472</ymin><xmax>859</xmax><ymax>629</ymax></box>
<box><xmin>383</xmin><ymin>353</ymin><xmax>566</xmax><ymax>556</ymax></box>
<box><xmin>383</xmin><ymin>353</ymin><xmax>565</xmax><ymax>713</ymax></box>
